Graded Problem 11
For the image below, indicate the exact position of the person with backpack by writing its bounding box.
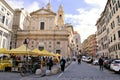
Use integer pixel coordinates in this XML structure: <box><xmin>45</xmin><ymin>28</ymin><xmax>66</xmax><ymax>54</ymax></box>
<box><xmin>60</xmin><ymin>58</ymin><xmax>66</xmax><ymax>72</ymax></box>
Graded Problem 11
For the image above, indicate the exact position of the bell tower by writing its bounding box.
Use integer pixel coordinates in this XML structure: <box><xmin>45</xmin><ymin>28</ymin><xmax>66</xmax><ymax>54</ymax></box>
<box><xmin>46</xmin><ymin>3</ymin><xmax>52</xmax><ymax>10</ymax></box>
<box><xmin>46</xmin><ymin>0</ymin><xmax>52</xmax><ymax>10</ymax></box>
<box><xmin>57</xmin><ymin>4</ymin><xmax>64</xmax><ymax>27</ymax></box>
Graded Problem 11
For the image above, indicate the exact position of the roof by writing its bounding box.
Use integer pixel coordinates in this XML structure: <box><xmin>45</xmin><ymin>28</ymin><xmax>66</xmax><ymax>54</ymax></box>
<box><xmin>30</xmin><ymin>7</ymin><xmax>56</xmax><ymax>15</ymax></box>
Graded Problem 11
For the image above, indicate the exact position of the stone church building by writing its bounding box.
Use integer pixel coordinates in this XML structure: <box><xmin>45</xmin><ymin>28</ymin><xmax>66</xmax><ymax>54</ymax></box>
<box><xmin>11</xmin><ymin>3</ymin><xmax>74</xmax><ymax>58</ymax></box>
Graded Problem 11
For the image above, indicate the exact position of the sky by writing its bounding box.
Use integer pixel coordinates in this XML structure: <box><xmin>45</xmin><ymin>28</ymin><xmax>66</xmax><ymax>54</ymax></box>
<box><xmin>5</xmin><ymin>0</ymin><xmax>107</xmax><ymax>43</ymax></box>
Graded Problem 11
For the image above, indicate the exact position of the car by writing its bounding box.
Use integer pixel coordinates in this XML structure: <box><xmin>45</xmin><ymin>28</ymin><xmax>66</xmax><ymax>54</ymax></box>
<box><xmin>103</xmin><ymin>59</ymin><xmax>112</xmax><ymax>69</ymax></box>
<box><xmin>0</xmin><ymin>59</ymin><xmax>12</xmax><ymax>71</ymax></box>
<box><xmin>72</xmin><ymin>56</ymin><xmax>77</xmax><ymax>61</ymax></box>
<box><xmin>110</xmin><ymin>59</ymin><xmax>120</xmax><ymax>73</ymax></box>
<box><xmin>86</xmin><ymin>58</ymin><xmax>93</xmax><ymax>63</ymax></box>
<box><xmin>93</xmin><ymin>59</ymin><xmax>99</xmax><ymax>65</ymax></box>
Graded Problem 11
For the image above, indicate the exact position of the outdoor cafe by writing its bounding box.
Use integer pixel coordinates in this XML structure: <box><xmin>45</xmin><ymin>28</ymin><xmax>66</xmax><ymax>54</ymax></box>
<box><xmin>0</xmin><ymin>45</ymin><xmax>61</xmax><ymax>72</ymax></box>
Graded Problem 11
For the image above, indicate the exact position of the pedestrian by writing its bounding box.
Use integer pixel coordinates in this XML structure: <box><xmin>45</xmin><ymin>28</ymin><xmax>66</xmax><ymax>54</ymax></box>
<box><xmin>48</xmin><ymin>57</ymin><xmax>53</xmax><ymax>70</ymax></box>
<box><xmin>98</xmin><ymin>57</ymin><xmax>104</xmax><ymax>71</ymax></box>
<box><xmin>78</xmin><ymin>57</ymin><xmax>81</xmax><ymax>64</ymax></box>
<box><xmin>60</xmin><ymin>57</ymin><xmax>66</xmax><ymax>72</ymax></box>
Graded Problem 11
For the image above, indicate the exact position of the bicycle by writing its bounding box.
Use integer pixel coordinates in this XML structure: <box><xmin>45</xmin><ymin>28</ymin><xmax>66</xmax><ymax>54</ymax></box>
<box><xmin>20</xmin><ymin>61</ymin><xmax>40</xmax><ymax>77</ymax></box>
<box><xmin>20</xmin><ymin>61</ymin><xmax>33</xmax><ymax>77</ymax></box>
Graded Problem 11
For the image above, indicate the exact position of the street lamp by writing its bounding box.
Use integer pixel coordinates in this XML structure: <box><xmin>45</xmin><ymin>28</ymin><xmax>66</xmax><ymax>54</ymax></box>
<box><xmin>23</xmin><ymin>38</ymin><xmax>30</xmax><ymax>60</ymax></box>
<box><xmin>23</xmin><ymin>38</ymin><xmax>29</xmax><ymax>45</ymax></box>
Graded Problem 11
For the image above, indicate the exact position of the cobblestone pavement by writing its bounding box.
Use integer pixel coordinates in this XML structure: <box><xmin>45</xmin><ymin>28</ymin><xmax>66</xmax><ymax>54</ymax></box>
<box><xmin>0</xmin><ymin>61</ymin><xmax>120</xmax><ymax>80</ymax></box>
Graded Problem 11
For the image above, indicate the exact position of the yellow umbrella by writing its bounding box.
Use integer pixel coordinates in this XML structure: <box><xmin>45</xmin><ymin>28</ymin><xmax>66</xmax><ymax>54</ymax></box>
<box><xmin>32</xmin><ymin>49</ymin><xmax>55</xmax><ymax>56</ymax></box>
<box><xmin>0</xmin><ymin>48</ymin><xmax>8</xmax><ymax>54</ymax></box>
<box><xmin>5</xmin><ymin>45</ymin><xmax>33</xmax><ymax>55</ymax></box>
<box><xmin>32</xmin><ymin>48</ymin><xmax>43</xmax><ymax>55</ymax></box>
<box><xmin>40</xmin><ymin>50</ymin><xmax>55</xmax><ymax>56</ymax></box>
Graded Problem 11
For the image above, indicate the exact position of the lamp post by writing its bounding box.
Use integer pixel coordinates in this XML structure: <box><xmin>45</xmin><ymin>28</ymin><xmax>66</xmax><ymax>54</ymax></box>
<box><xmin>23</xmin><ymin>38</ymin><xmax>30</xmax><ymax>60</ymax></box>
<box><xmin>24</xmin><ymin>38</ymin><xmax>29</xmax><ymax>48</ymax></box>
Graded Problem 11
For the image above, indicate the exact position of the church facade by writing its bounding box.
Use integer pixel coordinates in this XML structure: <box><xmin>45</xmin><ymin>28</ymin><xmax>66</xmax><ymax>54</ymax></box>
<box><xmin>11</xmin><ymin>3</ymin><xmax>74</xmax><ymax>58</ymax></box>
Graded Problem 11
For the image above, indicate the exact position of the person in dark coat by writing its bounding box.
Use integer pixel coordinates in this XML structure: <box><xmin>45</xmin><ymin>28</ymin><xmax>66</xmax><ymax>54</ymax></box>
<box><xmin>98</xmin><ymin>57</ymin><xmax>104</xmax><ymax>70</ymax></box>
<box><xmin>78</xmin><ymin>57</ymin><xmax>81</xmax><ymax>64</ymax></box>
<box><xmin>48</xmin><ymin>57</ymin><xmax>53</xmax><ymax>70</ymax></box>
<box><xmin>60</xmin><ymin>58</ymin><xmax>66</xmax><ymax>72</ymax></box>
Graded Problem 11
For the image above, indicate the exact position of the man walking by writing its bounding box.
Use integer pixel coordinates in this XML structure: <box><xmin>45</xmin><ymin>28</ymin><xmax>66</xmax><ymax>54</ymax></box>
<box><xmin>98</xmin><ymin>57</ymin><xmax>104</xmax><ymax>71</ymax></box>
<box><xmin>60</xmin><ymin>58</ymin><xmax>66</xmax><ymax>72</ymax></box>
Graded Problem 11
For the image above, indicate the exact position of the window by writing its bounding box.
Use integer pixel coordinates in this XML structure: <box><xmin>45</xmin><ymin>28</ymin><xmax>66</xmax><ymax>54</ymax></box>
<box><xmin>49</xmin><ymin>45</ymin><xmax>51</xmax><ymax>48</ymax></box>
<box><xmin>113</xmin><ymin>7</ymin><xmax>115</xmax><ymax>14</ymax></box>
<box><xmin>32</xmin><ymin>41</ymin><xmax>34</xmax><ymax>44</ymax></box>
<box><xmin>118</xmin><ymin>44</ymin><xmax>120</xmax><ymax>50</ymax></box>
<box><xmin>57</xmin><ymin>41</ymin><xmax>60</xmax><ymax>44</ymax></box>
<box><xmin>76</xmin><ymin>39</ymin><xmax>78</xmax><ymax>43</ymax></box>
<box><xmin>2</xmin><ymin>39</ymin><xmax>6</xmax><ymax>48</ymax></box>
<box><xmin>114</xmin><ymin>34</ymin><xmax>116</xmax><ymax>40</ymax></box>
<box><xmin>56</xmin><ymin>50</ymin><xmax>61</xmax><ymax>54</ymax></box>
<box><xmin>116</xmin><ymin>45</ymin><xmax>117</xmax><ymax>50</ymax></box>
<box><xmin>0</xmin><ymin>14</ymin><xmax>5</xmax><ymax>24</ymax></box>
<box><xmin>2</xmin><ymin>16</ymin><xmax>5</xmax><ymax>24</ymax></box>
<box><xmin>111</xmin><ymin>21</ymin><xmax>115</xmax><ymax>29</ymax></box>
<box><xmin>107</xmin><ymin>28</ymin><xmax>109</xmax><ymax>34</ymax></box>
<box><xmin>115</xmin><ymin>4</ymin><xmax>118</xmax><ymax>11</ymax></box>
<box><xmin>39</xmin><ymin>46</ymin><xmax>44</xmax><ymax>51</ymax></box>
<box><xmin>6</xmin><ymin>19</ymin><xmax>8</xmax><ymax>26</ymax></box>
<box><xmin>49</xmin><ymin>42</ymin><xmax>51</xmax><ymax>44</ymax></box>
<box><xmin>111</xmin><ymin>23</ymin><xmax>113</xmax><ymax>29</ymax></box>
<box><xmin>116</xmin><ymin>16</ymin><xmax>120</xmax><ymax>23</ymax></box>
<box><xmin>112</xmin><ymin>0</ymin><xmax>116</xmax><ymax>5</ymax></box>
<box><xmin>110</xmin><ymin>4</ymin><xmax>112</xmax><ymax>9</ymax></box>
<box><xmin>77</xmin><ymin>45</ymin><xmax>78</xmax><ymax>47</ymax></box>
<box><xmin>118</xmin><ymin>0</ymin><xmax>120</xmax><ymax>8</ymax></box>
<box><xmin>0</xmin><ymin>14</ymin><xmax>2</xmax><ymax>22</ymax></box>
<box><xmin>40</xmin><ymin>22</ymin><xmax>44</xmax><ymax>30</ymax></box>
<box><xmin>7</xmin><ymin>12</ymin><xmax>10</xmax><ymax>16</ymax></box>
<box><xmin>59</xmin><ymin>15</ymin><xmax>62</xmax><ymax>18</ymax></box>
<box><xmin>118</xmin><ymin>30</ymin><xmax>120</xmax><ymax>38</ymax></box>
<box><xmin>1</xmin><ymin>6</ymin><xmax>6</xmax><ymax>12</ymax></box>
<box><xmin>111</xmin><ymin>37</ymin><xmax>112</xmax><ymax>42</ymax></box>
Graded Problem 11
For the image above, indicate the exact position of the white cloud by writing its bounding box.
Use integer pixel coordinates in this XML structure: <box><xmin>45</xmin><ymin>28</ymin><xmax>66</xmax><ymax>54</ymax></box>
<box><xmin>84</xmin><ymin>0</ymin><xmax>107</xmax><ymax>8</ymax></box>
<box><xmin>26</xmin><ymin>1</ymin><xmax>40</xmax><ymax>13</ymax></box>
<box><xmin>65</xmin><ymin>0</ymin><xmax>107</xmax><ymax>43</ymax></box>
<box><xmin>5</xmin><ymin>0</ymin><xmax>50</xmax><ymax>12</ymax></box>
<box><xmin>5</xmin><ymin>0</ymin><xmax>24</xmax><ymax>9</ymax></box>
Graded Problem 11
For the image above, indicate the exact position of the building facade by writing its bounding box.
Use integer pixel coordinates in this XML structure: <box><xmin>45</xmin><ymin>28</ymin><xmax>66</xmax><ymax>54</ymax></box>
<box><xmin>96</xmin><ymin>0</ymin><xmax>120</xmax><ymax>59</ymax></box>
<box><xmin>11</xmin><ymin>8</ymin><xmax>30</xmax><ymax>49</ymax></box>
<box><xmin>82</xmin><ymin>34</ymin><xmax>97</xmax><ymax>57</ymax></box>
<box><xmin>73</xmin><ymin>31</ymin><xmax>81</xmax><ymax>56</ymax></box>
<box><xmin>96</xmin><ymin>12</ymin><xmax>109</xmax><ymax>58</ymax></box>
<box><xmin>0</xmin><ymin>0</ymin><xmax>14</xmax><ymax>49</ymax></box>
<box><xmin>11</xmin><ymin>3</ymin><xmax>74</xmax><ymax>58</ymax></box>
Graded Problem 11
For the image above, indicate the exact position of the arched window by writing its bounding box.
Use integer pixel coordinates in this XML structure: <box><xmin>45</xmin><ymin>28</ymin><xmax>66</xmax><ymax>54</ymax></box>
<box><xmin>59</xmin><ymin>15</ymin><xmax>62</xmax><ymax>18</ymax></box>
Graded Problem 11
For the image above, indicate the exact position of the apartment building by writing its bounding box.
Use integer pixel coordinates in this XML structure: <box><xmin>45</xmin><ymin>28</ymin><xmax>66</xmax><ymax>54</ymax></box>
<box><xmin>96</xmin><ymin>0</ymin><xmax>120</xmax><ymax>59</ymax></box>
<box><xmin>0</xmin><ymin>0</ymin><xmax>14</xmax><ymax>49</ymax></box>
<box><xmin>82</xmin><ymin>34</ymin><xmax>97</xmax><ymax>57</ymax></box>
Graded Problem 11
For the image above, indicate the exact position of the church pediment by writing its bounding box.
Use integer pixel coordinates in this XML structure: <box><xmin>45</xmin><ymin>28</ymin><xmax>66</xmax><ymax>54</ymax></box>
<box><xmin>30</xmin><ymin>8</ymin><xmax>56</xmax><ymax>15</ymax></box>
<box><xmin>37</xmin><ymin>10</ymin><xmax>50</xmax><ymax>14</ymax></box>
